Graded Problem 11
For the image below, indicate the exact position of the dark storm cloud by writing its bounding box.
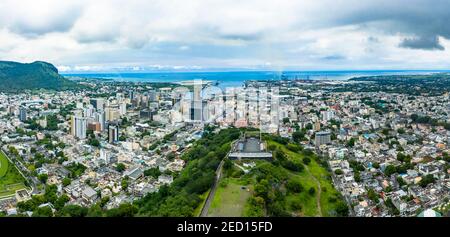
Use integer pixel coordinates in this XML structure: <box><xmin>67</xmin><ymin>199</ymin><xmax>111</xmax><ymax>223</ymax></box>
<box><xmin>399</xmin><ymin>36</ymin><xmax>444</xmax><ymax>50</ymax></box>
<box><xmin>323</xmin><ymin>0</ymin><xmax>450</xmax><ymax>50</ymax></box>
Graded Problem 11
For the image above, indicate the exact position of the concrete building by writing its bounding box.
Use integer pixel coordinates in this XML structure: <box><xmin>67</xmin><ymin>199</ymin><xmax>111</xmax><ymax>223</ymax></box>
<box><xmin>315</xmin><ymin>131</ymin><xmax>331</xmax><ymax>146</ymax></box>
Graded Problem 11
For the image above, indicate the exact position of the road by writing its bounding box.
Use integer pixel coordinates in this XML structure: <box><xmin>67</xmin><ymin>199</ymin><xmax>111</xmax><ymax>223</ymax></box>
<box><xmin>199</xmin><ymin>159</ymin><xmax>224</xmax><ymax>217</ymax></box>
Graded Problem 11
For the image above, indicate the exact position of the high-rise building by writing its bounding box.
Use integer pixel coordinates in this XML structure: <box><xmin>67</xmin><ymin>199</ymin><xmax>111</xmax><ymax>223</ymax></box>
<box><xmin>321</xmin><ymin>110</ymin><xmax>334</xmax><ymax>122</ymax></box>
<box><xmin>129</xmin><ymin>90</ymin><xmax>135</xmax><ymax>100</ymax></box>
<box><xmin>149</xmin><ymin>90</ymin><xmax>158</xmax><ymax>102</ymax></box>
<box><xmin>19</xmin><ymin>106</ymin><xmax>27</xmax><ymax>122</ymax></box>
<box><xmin>108</xmin><ymin>124</ymin><xmax>119</xmax><ymax>143</ymax></box>
<box><xmin>84</xmin><ymin>105</ymin><xmax>95</xmax><ymax>118</ymax></box>
<box><xmin>315</xmin><ymin>131</ymin><xmax>331</xmax><ymax>146</ymax></box>
<box><xmin>94</xmin><ymin>110</ymin><xmax>106</xmax><ymax>131</ymax></box>
<box><xmin>71</xmin><ymin>116</ymin><xmax>87</xmax><ymax>139</ymax></box>
<box><xmin>119</xmin><ymin>103</ymin><xmax>127</xmax><ymax>115</ymax></box>
<box><xmin>90</xmin><ymin>98</ymin><xmax>105</xmax><ymax>111</ymax></box>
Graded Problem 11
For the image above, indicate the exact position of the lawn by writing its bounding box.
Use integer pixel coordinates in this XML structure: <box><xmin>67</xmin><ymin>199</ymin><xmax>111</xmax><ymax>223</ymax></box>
<box><xmin>0</xmin><ymin>151</ymin><xmax>27</xmax><ymax>198</ymax></box>
<box><xmin>208</xmin><ymin>178</ymin><xmax>252</xmax><ymax>217</ymax></box>
<box><xmin>0</xmin><ymin>151</ymin><xmax>8</xmax><ymax>177</ymax></box>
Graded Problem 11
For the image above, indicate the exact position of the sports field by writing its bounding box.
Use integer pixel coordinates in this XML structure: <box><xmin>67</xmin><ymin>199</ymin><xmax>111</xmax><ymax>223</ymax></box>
<box><xmin>0</xmin><ymin>151</ymin><xmax>27</xmax><ymax>198</ymax></box>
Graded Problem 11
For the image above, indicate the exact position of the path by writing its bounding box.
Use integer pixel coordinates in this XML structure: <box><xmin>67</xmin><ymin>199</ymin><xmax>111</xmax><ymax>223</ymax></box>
<box><xmin>304</xmin><ymin>164</ymin><xmax>322</xmax><ymax>217</ymax></box>
<box><xmin>200</xmin><ymin>160</ymin><xmax>224</xmax><ymax>217</ymax></box>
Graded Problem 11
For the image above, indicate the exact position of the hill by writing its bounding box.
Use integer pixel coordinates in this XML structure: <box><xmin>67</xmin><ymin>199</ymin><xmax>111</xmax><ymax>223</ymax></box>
<box><xmin>0</xmin><ymin>61</ymin><xmax>81</xmax><ymax>91</ymax></box>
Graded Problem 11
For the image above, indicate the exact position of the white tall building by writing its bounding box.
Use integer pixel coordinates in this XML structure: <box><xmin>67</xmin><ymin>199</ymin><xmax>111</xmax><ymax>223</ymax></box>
<box><xmin>71</xmin><ymin>116</ymin><xmax>87</xmax><ymax>139</ymax></box>
<box><xmin>119</xmin><ymin>103</ymin><xmax>127</xmax><ymax>115</ymax></box>
<box><xmin>94</xmin><ymin>111</ymin><xmax>106</xmax><ymax>131</ymax></box>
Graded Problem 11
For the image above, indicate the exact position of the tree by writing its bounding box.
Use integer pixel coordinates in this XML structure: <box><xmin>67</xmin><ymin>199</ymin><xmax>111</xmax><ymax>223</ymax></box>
<box><xmin>54</xmin><ymin>195</ymin><xmax>70</xmax><ymax>210</ymax></box>
<box><xmin>372</xmin><ymin>162</ymin><xmax>380</xmax><ymax>169</ymax></box>
<box><xmin>419</xmin><ymin>174</ymin><xmax>435</xmax><ymax>188</ymax></box>
<box><xmin>144</xmin><ymin>167</ymin><xmax>162</xmax><ymax>178</ymax></box>
<box><xmin>292</xmin><ymin>131</ymin><xmax>306</xmax><ymax>143</ymax></box>
<box><xmin>308</xmin><ymin>187</ymin><xmax>316</xmax><ymax>195</ymax></box>
<box><xmin>166</xmin><ymin>152</ymin><xmax>176</xmax><ymax>161</ymax></box>
<box><xmin>32</xmin><ymin>206</ymin><xmax>53</xmax><ymax>217</ymax></box>
<box><xmin>116</xmin><ymin>163</ymin><xmax>126</xmax><ymax>172</ymax></box>
<box><xmin>286</xmin><ymin>179</ymin><xmax>303</xmax><ymax>193</ymax></box>
<box><xmin>384</xmin><ymin>165</ymin><xmax>397</xmax><ymax>177</ymax></box>
<box><xmin>58</xmin><ymin>205</ymin><xmax>88</xmax><ymax>217</ymax></box>
<box><xmin>367</xmin><ymin>189</ymin><xmax>379</xmax><ymax>203</ymax></box>
<box><xmin>335</xmin><ymin>201</ymin><xmax>349</xmax><ymax>217</ymax></box>
<box><xmin>121</xmin><ymin>177</ymin><xmax>129</xmax><ymax>191</ymax></box>
<box><xmin>223</xmin><ymin>159</ymin><xmax>233</xmax><ymax>170</ymax></box>
<box><xmin>62</xmin><ymin>177</ymin><xmax>71</xmax><ymax>187</ymax></box>
<box><xmin>87</xmin><ymin>138</ymin><xmax>100</xmax><ymax>147</ymax></box>
<box><xmin>346</xmin><ymin>138</ymin><xmax>356</xmax><ymax>147</ymax></box>
<box><xmin>38</xmin><ymin>173</ymin><xmax>48</xmax><ymax>184</ymax></box>
<box><xmin>106</xmin><ymin>203</ymin><xmax>137</xmax><ymax>217</ymax></box>
<box><xmin>302</xmin><ymin>157</ymin><xmax>311</xmax><ymax>165</ymax></box>
<box><xmin>334</xmin><ymin>169</ymin><xmax>343</xmax><ymax>175</ymax></box>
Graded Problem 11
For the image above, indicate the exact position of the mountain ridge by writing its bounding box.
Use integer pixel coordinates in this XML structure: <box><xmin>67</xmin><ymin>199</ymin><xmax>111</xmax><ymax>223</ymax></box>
<box><xmin>0</xmin><ymin>61</ymin><xmax>81</xmax><ymax>92</ymax></box>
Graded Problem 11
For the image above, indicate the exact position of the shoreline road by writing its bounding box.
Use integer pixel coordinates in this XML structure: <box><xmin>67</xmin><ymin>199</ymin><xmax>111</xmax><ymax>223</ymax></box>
<box><xmin>200</xmin><ymin>159</ymin><xmax>224</xmax><ymax>217</ymax></box>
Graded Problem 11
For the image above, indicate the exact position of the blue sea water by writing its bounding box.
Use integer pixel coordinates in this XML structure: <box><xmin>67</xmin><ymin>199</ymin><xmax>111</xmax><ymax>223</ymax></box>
<box><xmin>63</xmin><ymin>70</ymin><xmax>450</xmax><ymax>88</ymax></box>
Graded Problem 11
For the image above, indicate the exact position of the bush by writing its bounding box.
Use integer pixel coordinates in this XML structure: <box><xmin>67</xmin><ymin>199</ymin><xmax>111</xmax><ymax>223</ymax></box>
<box><xmin>286</xmin><ymin>179</ymin><xmax>303</xmax><ymax>193</ymax></box>
<box><xmin>302</xmin><ymin>157</ymin><xmax>311</xmax><ymax>165</ymax></box>
<box><xmin>334</xmin><ymin>169</ymin><xmax>343</xmax><ymax>175</ymax></box>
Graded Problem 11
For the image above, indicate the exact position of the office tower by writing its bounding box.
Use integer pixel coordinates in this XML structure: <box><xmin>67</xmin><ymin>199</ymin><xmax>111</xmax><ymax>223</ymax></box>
<box><xmin>149</xmin><ymin>90</ymin><xmax>158</xmax><ymax>102</ymax></box>
<box><xmin>94</xmin><ymin>110</ymin><xmax>106</xmax><ymax>131</ymax></box>
<box><xmin>108</xmin><ymin>124</ymin><xmax>119</xmax><ymax>143</ymax></box>
<box><xmin>19</xmin><ymin>106</ymin><xmax>27</xmax><ymax>122</ymax></box>
<box><xmin>71</xmin><ymin>116</ymin><xmax>87</xmax><ymax>139</ymax></box>
<box><xmin>90</xmin><ymin>98</ymin><xmax>105</xmax><ymax>111</ymax></box>
<box><xmin>129</xmin><ymin>90</ymin><xmax>134</xmax><ymax>100</ymax></box>
<box><xmin>119</xmin><ymin>103</ymin><xmax>127</xmax><ymax>115</ymax></box>
<box><xmin>190</xmin><ymin>81</ymin><xmax>203</xmax><ymax>122</ymax></box>
<box><xmin>84</xmin><ymin>105</ymin><xmax>95</xmax><ymax>118</ymax></box>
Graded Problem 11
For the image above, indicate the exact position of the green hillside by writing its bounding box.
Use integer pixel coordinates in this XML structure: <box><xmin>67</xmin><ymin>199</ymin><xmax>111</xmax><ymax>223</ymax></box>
<box><xmin>0</xmin><ymin>61</ymin><xmax>81</xmax><ymax>91</ymax></box>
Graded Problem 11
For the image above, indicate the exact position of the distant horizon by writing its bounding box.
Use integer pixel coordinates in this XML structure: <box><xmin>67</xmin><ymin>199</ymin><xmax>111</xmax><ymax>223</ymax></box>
<box><xmin>61</xmin><ymin>68</ymin><xmax>450</xmax><ymax>75</ymax></box>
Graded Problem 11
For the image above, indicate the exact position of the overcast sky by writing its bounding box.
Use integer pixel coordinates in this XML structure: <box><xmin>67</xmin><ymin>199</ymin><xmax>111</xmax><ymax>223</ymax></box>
<box><xmin>1</xmin><ymin>0</ymin><xmax>450</xmax><ymax>72</ymax></box>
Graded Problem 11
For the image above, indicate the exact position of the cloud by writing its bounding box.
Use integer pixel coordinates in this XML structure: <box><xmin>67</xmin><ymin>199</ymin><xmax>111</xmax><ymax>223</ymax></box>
<box><xmin>1</xmin><ymin>0</ymin><xmax>450</xmax><ymax>70</ymax></box>
<box><xmin>0</xmin><ymin>0</ymin><xmax>84</xmax><ymax>37</ymax></box>
<box><xmin>399</xmin><ymin>36</ymin><xmax>445</xmax><ymax>50</ymax></box>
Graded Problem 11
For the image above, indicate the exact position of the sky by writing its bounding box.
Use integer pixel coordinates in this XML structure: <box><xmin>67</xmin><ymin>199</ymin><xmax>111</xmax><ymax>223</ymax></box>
<box><xmin>1</xmin><ymin>0</ymin><xmax>450</xmax><ymax>72</ymax></box>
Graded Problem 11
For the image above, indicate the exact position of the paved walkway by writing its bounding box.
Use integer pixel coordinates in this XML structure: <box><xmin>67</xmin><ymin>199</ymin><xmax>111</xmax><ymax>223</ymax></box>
<box><xmin>200</xmin><ymin>160</ymin><xmax>224</xmax><ymax>217</ymax></box>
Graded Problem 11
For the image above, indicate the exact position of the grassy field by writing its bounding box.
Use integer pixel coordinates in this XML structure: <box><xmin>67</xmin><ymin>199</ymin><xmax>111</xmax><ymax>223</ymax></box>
<box><xmin>0</xmin><ymin>151</ymin><xmax>27</xmax><ymax>198</ymax></box>
<box><xmin>208</xmin><ymin>178</ymin><xmax>253</xmax><ymax>217</ymax></box>
<box><xmin>267</xmin><ymin>140</ymin><xmax>342</xmax><ymax>217</ymax></box>
<box><xmin>0</xmin><ymin>152</ymin><xmax>8</xmax><ymax>177</ymax></box>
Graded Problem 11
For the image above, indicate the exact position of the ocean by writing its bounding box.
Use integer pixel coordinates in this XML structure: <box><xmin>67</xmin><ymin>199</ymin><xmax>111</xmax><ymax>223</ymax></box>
<box><xmin>63</xmin><ymin>70</ymin><xmax>450</xmax><ymax>88</ymax></box>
